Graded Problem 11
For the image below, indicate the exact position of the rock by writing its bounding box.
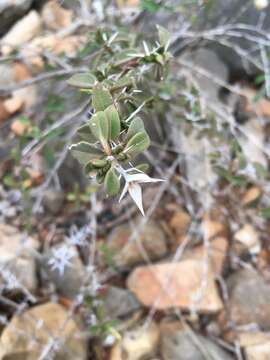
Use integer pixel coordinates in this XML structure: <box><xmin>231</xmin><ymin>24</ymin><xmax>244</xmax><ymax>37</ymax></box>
<box><xmin>228</xmin><ymin>268</ymin><xmax>270</xmax><ymax>329</ymax></box>
<box><xmin>3</xmin><ymin>96</ymin><xmax>24</xmax><ymax>114</ymax></box>
<box><xmin>1</xmin><ymin>10</ymin><xmax>42</xmax><ymax>55</ymax></box>
<box><xmin>176</xmin><ymin>0</ymin><xmax>270</xmax><ymax>77</ymax></box>
<box><xmin>41</xmin><ymin>0</ymin><xmax>73</xmax><ymax>30</ymax></box>
<box><xmin>10</xmin><ymin>119</ymin><xmax>30</xmax><ymax>137</ymax></box>
<box><xmin>186</xmin><ymin>237</ymin><xmax>228</xmax><ymax>275</ymax></box>
<box><xmin>103</xmin><ymin>286</ymin><xmax>141</xmax><ymax>318</ymax></box>
<box><xmin>0</xmin><ymin>0</ymin><xmax>33</xmax><ymax>36</ymax></box>
<box><xmin>0</xmin><ymin>224</ymin><xmax>38</xmax><ymax>293</ymax></box>
<box><xmin>0</xmin><ymin>302</ymin><xmax>87</xmax><ymax>359</ymax></box>
<box><xmin>0</xmin><ymin>101</ymin><xmax>10</xmax><ymax>123</ymax></box>
<box><xmin>107</xmin><ymin>219</ymin><xmax>168</xmax><ymax>269</ymax></box>
<box><xmin>0</xmin><ymin>64</ymin><xmax>15</xmax><ymax>88</ymax></box>
<box><xmin>234</xmin><ymin>224</ymin><xmax>261</xmax><ymax>255</ymax></box>
<box><xmin>169</xmin><ymin>208</ymin><xmax>191</xmax><ymax>249</ymax></box>
<box><xmin>110</xmin><ymin>322</ymin><xmax>159</xmax><ymax>360</ymax></box>
<box><xmin>238</xmin><ymin>331</ymin><xmax>270</xmax><ymax>360</ymax></box>
<box><xmin>40</xmin><ymin>244</ymin><xmax>84</xmax><ymax>299</ymax></box>
<box><xmin>238</xmin><ymin>117</ymin><xmax>267</xmax><ymax>170</ymax></box>
<box><xmin>160</xmin><ymin>321</ymin><xmax>233</xmax><ymax>360</ymax></box>
<box><xmin>43</xmin><ymin>189</ymin><xmax>65</xmax><ymax>215</ymax></box>
<box><xmin>242</xmin><ymin>186</ymin><xmax>261</xmax><ymax>206</ymax></box>
<box><xmin>181</xmin><ymin>48</ymin><xmax>229</xmax><ymax>103</ymax></box>
<box><xmin>127</xmin><ymin>260</ymin><xmax>223</xmax><ymax>313</ymax></box>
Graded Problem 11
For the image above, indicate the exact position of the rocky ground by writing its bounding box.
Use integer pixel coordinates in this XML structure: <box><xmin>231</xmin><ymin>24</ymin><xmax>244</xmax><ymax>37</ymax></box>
<box><xmin>0</xmin><ymin>0</ymin><xmax>270</xmax><ymax>359</ymax></box>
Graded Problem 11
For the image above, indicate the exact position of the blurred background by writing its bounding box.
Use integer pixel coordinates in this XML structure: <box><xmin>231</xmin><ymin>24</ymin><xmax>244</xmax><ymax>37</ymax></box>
<box><xmin>0</xmin><ymin>0</ymin><xmax>270</xmax><ymax>359</ymax></box>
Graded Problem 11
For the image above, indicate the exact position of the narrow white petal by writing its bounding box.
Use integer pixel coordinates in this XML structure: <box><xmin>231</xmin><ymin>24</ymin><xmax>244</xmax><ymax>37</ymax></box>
<box><xmin>119</xmin><ymin>182</ymin><xmax>129</xmax><ymax>202</ymax></box>
<box><xmin>128</xmin><ymin>183</ymin><xmax>144</xmax><ymax>216</ymax></box>
<box><xmin>125</xmin><ymin>173</ymin><xmax>164</xmax><ymax>183</ymax></box>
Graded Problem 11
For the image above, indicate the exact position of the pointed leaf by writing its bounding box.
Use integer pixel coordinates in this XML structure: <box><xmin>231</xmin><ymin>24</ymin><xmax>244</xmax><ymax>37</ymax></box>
<box><xmin>67</xmin><ymin>72</ymin><xmax>96</xmax><ymax>88</ymax></box>
<box><xmin>70</xmin><ymin>142</ymin><xmax>103</xmax><ymax>165</ymax></box>
<box><xmin>92</xmin><ymin>85</ymin><xmax>113</xmax><ymax>111</ymax></box>
<box><xmin>128</xmin><ymin>183</ymin><xmax>144</xmax><ymax>215</ymax></box>
<box><xmin>126</xmin><ymin>117</ymin><xmax>145</xmax><ymax>141</ymax></box>
<box><xmin>104</xmin><ymin>105</ymin><xmax>120</xmax><ymax>141</ymax></box>
<box><xmin>104</xmin><ymin>168</ymin><xmax>120</xmax><ymax>195</ymax></box>
<box><xmin>124</xmin><ymin>131</ymin><xmax>150</xmax><ymax>156</ymax></box>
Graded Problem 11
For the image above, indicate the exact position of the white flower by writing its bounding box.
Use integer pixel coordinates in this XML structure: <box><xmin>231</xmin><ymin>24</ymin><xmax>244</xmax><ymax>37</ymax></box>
<box><xmin>48</xmin><ymin>245</ymin><xmax>75</xmax><ymax>276</ymax></box>
<box><xmin>119</xmin><ymin>171</ymin><xmax>164</xmax><ymax>215</ymax></box>
<box><xmin>254</xmin><ymin>0</ymin><xmax>268</xmax><ymax>9</ymax></box>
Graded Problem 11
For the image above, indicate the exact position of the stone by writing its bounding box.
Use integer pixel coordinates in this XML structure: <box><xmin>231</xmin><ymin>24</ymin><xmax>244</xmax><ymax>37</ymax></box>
<box><xmin>10</xmin><ymin>119</ymin><xmax>30</xmax><ymax>137</ymax></box>
<box><xmin>228</xmin><ymin>268</ymin><xmax>270</xmax><ymax>329</ymax></box>
<box><xmin>0</xmin><ymin>101</ymin><xmax>10</xmax><ymax>123</ymax></box>
<box><xmin>40</xmin><ymin>245</ymin><xmax>84</xmax><ymax>299</ymax></box>
<box><xmin>41</xmin><ymin>0</ymin><xmax>73</xmax><ymax>31</ymax></box>
<box><xmin>185</xmin><ymin>237</ymin><xmax>228</xmax><ymax>275</ymax></box>
<box><xmin>242</xmin><ymin>186</ymin><xmax>261</xmax><ymax>206</ymax></box>
<box><xmin>110</xmin><ymin>322</ymin><xmax>159</xmax><ymax>360</ymax></box>
<box><xmin>160</xmin><ymin>321</ymin><xmax>233</xmax><ymax>360</ymax></box>
<box><xmin>103</xmin><ymin>286</ymin><xmax>141</xmax><ymax>318</ymax></box>
<box><xmin>0</xmin><ymin>224</ymin><xmax>38</xmax><ymax>293</ymax></box>
<box><xmin>127</xmin><ymin>260</ymin><xmax>223</xmax><ymax>313</ymax></box>
<box><xmin>181</xmin><ymin>48</ymin><xmax>229</xmax><ymax>103</ymax></box>
<box><xmin>238</xmin><ymin>117</ymin><xmax>267</xmax><ymax>169</ymax></box>
<box><xmin>107</xmin><ymin>219</ymin><xmax>168</xmax><ymax>269</ymax></box>
<box><xmin>43</xmin><ymin>189</ymin><xmax>65</xmax><ymax>215</ymax></box>
<box><xmin>0</xmin><ymin>0</ymin><xmax>33</xmax><ymax>36</ymax></box>
<box><xmin>0</xmin><ymin>302</ymin><xmax>87</xmax><ymax>359</ymax></box>
<box><xmin>169</xmin><ymin>208</ymin><xmax>191</xmax><ymax>249</ymax></box>
<box><xmin>3</xmin><ymin>96</ymin><xmax>24</xmax><ymax>114</ymax></box>
<box><xmin>1</xmin><ymin>10</ymin><xmax>42</xmax><ymax>55</ymax></box>
<box><xmin>234</xmin><ymin>224</ymin><xmax>261</xmax><ymax>255</ymax></box>
<box><xmin>238</xmin><ymin>331</ymin><xmax>270</xmax><ymax>360</ymax></box>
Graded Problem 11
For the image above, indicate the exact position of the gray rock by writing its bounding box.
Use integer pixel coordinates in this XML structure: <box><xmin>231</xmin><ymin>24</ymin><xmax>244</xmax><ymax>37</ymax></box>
<box><xmin>161</xmin><ymin>324</ymin><xmax>233</xmax><ymax>360</ymax></box>
<box><xmin>43</xmin><ymin>188</ymin><xmax>65</xmax><ymax>215</ymax></box>
<box><xmin>103</xmin><ymin>286</ymin><xmax>141</xmax><ymax>318</ymax></box>
<box><xmin>228</xmin><ymin>268</ymin><xmax>270</xmax><ymax>330</ymax></box>
<box><xmin>0</xmin><ymin>224</ymin><xmax>38</xmax><ymax>294</ymax></box>
<box><xmin>0</xmin><ymin>0</ymin><xmax>33</xmax><ymax>36</ymax></box>
<box><xmin>40</xmin><ymin>245</ymin><xmax>84</xmax><ymax>299</ymax></box>
<box><xmin>107</xmin><ymin>218</ymin><xmax>168</xmax><ymax>269</ymax></box>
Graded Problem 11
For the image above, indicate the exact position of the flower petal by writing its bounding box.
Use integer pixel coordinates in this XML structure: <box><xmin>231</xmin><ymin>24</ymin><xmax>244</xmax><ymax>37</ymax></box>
<box><xmin>119</xmin><ymin>182</ymin><xmax>129</xmax><ymax>202</ymax></box>
<box><xmin>128</xmin><ymin>183</ymin><xmax>144</xmax><ymax>216</ymax></box>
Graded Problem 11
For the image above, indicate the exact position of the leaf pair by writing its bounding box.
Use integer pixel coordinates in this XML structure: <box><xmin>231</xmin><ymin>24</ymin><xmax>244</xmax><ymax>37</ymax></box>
<box><xmin>90</xmin><ymin>105</ymin><xmax>120</xmax><ymax>152</ymax></box>
<box><xmin>124</xmin><ymin>117</ymin><xmax>150</xmax><ymax>157</ymax></box>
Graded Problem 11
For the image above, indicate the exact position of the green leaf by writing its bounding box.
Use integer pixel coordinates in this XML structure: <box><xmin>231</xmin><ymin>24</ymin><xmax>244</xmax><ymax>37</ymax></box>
<box><xmin>126</xmin><ymin>117</ymin><xmax>145</xmax><ymax>141</ymax></box>
<box><xmin>77</xmin><ymin>123</ymin><xmax>96</xmax><ymax>142</ymax></box>
<box><xmin>124</xmin><ymin>131</ymin><xmax>150</xmax><ymax>156</ymax></box>
<box><xmin>104</xmin><ymin>105</ymin><xmax>121</xmax><ymax>141</ymax></box>
<box><xmin>157</xmin><ymin>25</ymin><xmax>170</xmax><ymax>48</ymax></box>
<box><xmin>92</xmin><ymin>85</ymin><xmax>113</xmax><ymax>111</ymax></box>
<box><xmin>84</xmin><ymin>161</ymin><xmax>96</xmax><ymax>175</ymax></box>
<box><xmin>136</xmin><ymin>163</ymin><xmax>149</xmax><ymax>172</ymax></box>
<box><xmin>104</xmin><ymin>168</ymin><xmax>120</xmax><ymax>195</ymax></box>
<box><xmin>260</xmin><ymin>207</ymin><xmax>270</xmax><ymax>219</ymax></box>
<box><xmin>92</xmin><ymin>159</ymin><xmax>108</xmax><ymax>168</ymax></box>
<box><xmin>67</xmin><ymin>72</ymin><xmax>96</xmax><ymax>88</ymax></box>
<box><xmin>89</xmin><ymin>112</ymin><xmax>109</xmax><ymax>145</ymax></box>
<box><xmin>70</xmin><ymin>142</ymin><xmax>103</xmax><ymax>165</ymax></box>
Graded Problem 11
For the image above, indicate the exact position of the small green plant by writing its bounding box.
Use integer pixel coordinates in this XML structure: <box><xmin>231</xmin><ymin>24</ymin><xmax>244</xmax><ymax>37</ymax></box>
<box><xmin>68</xmin><ymin>27</ymin><xmax>171</xmax><ymax>214</ymax></box>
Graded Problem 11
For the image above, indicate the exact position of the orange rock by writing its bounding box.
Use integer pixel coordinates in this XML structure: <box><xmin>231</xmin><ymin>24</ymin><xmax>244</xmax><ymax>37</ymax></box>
<box><xmin>170</xmin><ymin>209</ymin><xmax>191</xmax><ymax>236</ymax></box>
<box><xmin>127</xmin><ymin>260</ymin><xmax>223</xmax><ymax>313</ymax></box>
<box><xmin>41</xmin><ymin>0</ymin><xmax>73</xmax><ymax>31</ymax></box>
<box><xmin>3</xmin><ymin>96</ymin><xmax>24</xmax><ymax>114</ymax></box>
<box><xmin>0</xmin><ymin>101</ymin><xmax>10</xmax><ymax>123</ymax></box>
<box><xmin>10</xmin><ymin>119</ymin><xmax>29</xmax><ymax>136</ymax></box>
<box><xmin>242</xmin><ymin>186</ymin><xmax>261</xmax><ymax>205</ymax></box>
<box><xmin>201</xmin><ymin>216</ymin><xmax>226</xmax><ymax>240</ymax></box>
<box><xmin>188</xmin><ymin>237</ymin><xmax>228</xmax><ymax>274</ymax></box>
<box><xmin>13</xmin><ymin>62</ymin><xmax>31</xmax><ymax>81</ymax></box>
